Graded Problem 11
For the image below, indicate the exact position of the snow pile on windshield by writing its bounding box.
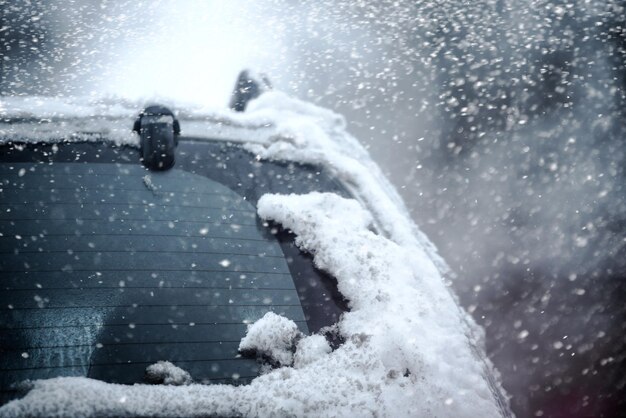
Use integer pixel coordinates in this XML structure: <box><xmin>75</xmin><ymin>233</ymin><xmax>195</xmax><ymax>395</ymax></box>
<box><xmin>239</xmin><ymin>311</ymin><xmax>302</xmax><ymax>366</ymax></box>
<box><xmin>257</xmin><ymin>192</ymin><xmax>508</xmax><ymax>415</ymax></box>
<box><xmin>239</xmin><ymin>313</ymin><xmax>332</xmax><ymax>370</ymax></box>
<box><xmin>293</xmin><ymin>334</ymin><xmax>332</xmax><ymax>369</ymax></box>
<box><xmin>144</xmin><ymin>361</ymin><xmax>193</xmax><ymax>386</ymax></box>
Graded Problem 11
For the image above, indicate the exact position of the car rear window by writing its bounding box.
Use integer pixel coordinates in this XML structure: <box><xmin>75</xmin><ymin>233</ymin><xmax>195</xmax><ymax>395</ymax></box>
<box><xmin>0</xmin><ymin>140</ymin><xmax>349</xmax><ymax>403</ymax></box>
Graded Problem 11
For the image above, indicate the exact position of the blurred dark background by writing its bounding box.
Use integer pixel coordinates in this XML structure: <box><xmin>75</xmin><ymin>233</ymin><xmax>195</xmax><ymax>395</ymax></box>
<box><xmin>2</xmin><ymin>1</ymin><xmax>626</xmax><ymax>416</ymax></box>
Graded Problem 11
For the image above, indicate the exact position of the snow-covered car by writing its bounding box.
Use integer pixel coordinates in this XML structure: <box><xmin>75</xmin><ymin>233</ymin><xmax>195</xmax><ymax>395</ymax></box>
<box><xmin>0</xmin><ymin>79</ymin><xmax>513</xmax><ymax>417</ymax></box>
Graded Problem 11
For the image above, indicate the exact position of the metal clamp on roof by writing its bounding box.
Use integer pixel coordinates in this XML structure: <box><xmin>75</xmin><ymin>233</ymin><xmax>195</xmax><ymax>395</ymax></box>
<box><xmin>133</xmin><ymin>105</ymin><xmax>181</xmax><ymax>170</ymax></box>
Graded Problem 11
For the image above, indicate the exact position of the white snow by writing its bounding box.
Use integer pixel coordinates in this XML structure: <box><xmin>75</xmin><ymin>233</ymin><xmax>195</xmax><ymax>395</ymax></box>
<box><xmin>293</xmin><ymin>335</ymin><xmax>332</xmax><ymax>369</ymax></box>
<box><xmin>243</xmin><ymin>91</ymin><xmax>450</xmax><ymax>275</ymax></box>
<box><xmin>0</xmin><ymin>91</ymin><xmax>511</xmax><ymax>417</ymax></box>
<box><xmin>257</xmin><ymin>192</ymin><xmax>507</xmax><ymax>416</ymax></box>
<box><xmin>144</xmin><ymin>361</ymin><xmax>193</xmax><ymax>386</ymax></box>
<box><xmin>0</xmin><ymin>95</ymin><xmax>275</xmax><ymax>146</ymax></box>
<box><xmin>238</xmin><ymin>312</ymin><xmax>302</xmax><ymax>366</ymax></box>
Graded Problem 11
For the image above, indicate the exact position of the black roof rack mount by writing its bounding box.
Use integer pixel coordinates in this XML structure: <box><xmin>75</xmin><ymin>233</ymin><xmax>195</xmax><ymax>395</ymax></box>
<box><xmin>133</xmin><ymin>105</ymin><xmax>181</xmax><ymax>170</ymax></box>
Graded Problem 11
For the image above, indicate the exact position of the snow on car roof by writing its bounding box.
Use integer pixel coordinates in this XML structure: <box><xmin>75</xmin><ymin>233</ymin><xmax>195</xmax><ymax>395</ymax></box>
<box><xmin>0</xmin><ymin>95</ymin><xmax>274</xmax><ymax>146</ymax></box>
<box><xmin>0</xmin><ymin>92</ymin><xmax>511</xmax><ymax>417</ymax></box>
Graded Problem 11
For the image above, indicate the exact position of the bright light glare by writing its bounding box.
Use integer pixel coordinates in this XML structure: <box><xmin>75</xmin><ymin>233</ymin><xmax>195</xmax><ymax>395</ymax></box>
<box><xmin>103</xmin><ymin>1</ymin><xmax>289</xmax><ymax>107</ymax></box>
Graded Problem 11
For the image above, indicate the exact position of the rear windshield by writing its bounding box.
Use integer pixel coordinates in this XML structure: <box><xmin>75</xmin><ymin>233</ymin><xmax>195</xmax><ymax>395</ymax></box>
<box><xmin>0</xmin><ymin>140</ymin><xmax>349</xmax><ymax>402</ymax></box>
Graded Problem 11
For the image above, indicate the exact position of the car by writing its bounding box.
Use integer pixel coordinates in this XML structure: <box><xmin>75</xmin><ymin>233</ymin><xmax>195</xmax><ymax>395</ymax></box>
<box><xmin>0</xmin><ymin>74</ymin><xmax>513</xmax><ymax>417</ymax></box>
